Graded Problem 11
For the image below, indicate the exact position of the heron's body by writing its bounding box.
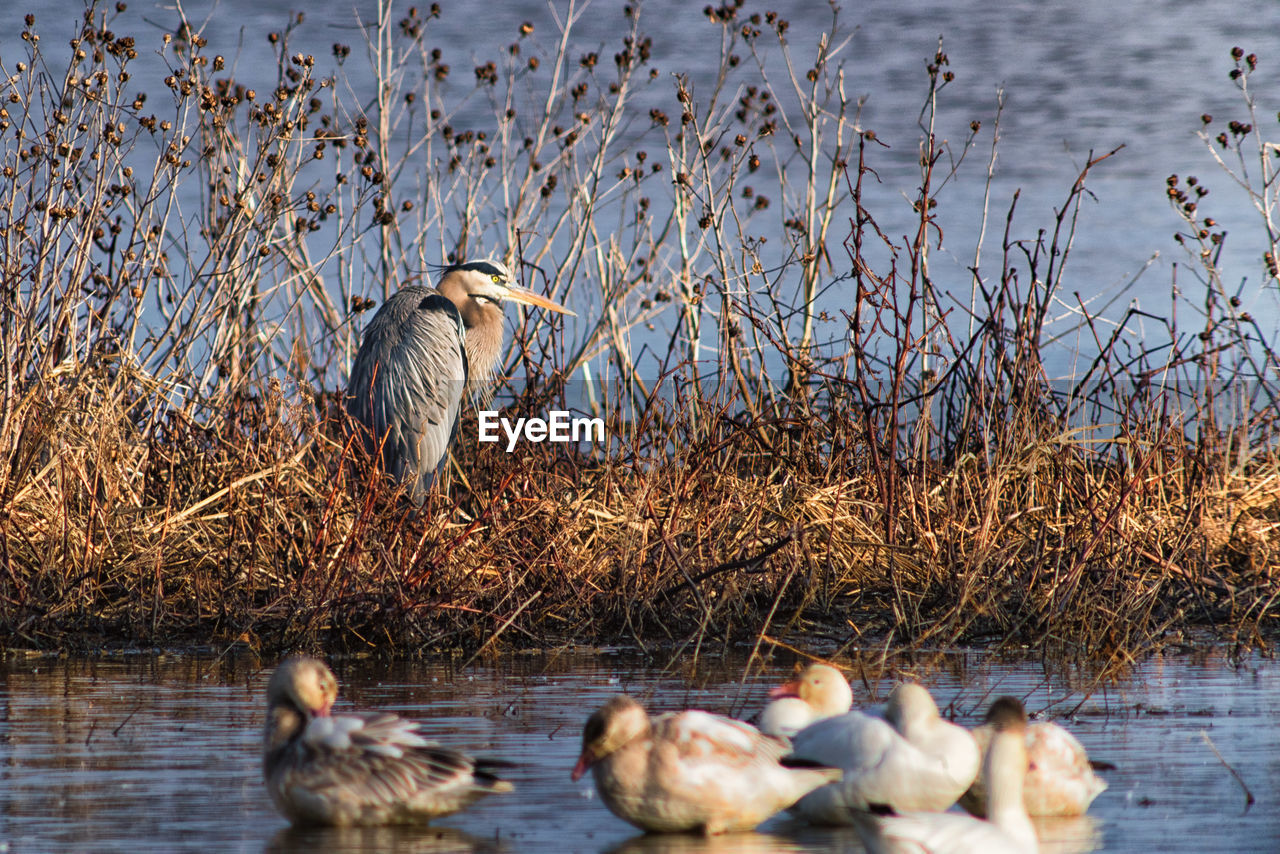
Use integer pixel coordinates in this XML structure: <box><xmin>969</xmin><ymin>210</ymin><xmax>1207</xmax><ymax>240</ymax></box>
<box><xmin>346</xmin><ymin>288</ymin><xmax>467</xmax><ymax>502</ymax></box>
<box><xmin>345</xmin><ymin>260</ymin><xmax>571</xmax><ymax>502</ymax></box>
<box><xmin>262</xmin><ymin>656</ymin><xmax>513</xmax><ymax>827</ymax></box>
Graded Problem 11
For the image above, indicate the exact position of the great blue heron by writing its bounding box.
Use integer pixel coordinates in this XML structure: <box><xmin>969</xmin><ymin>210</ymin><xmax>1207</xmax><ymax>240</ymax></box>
<box><xmin>346</xmin><ymin>259</ymin><xmax>573</xmax><ymax>502</ymax></box>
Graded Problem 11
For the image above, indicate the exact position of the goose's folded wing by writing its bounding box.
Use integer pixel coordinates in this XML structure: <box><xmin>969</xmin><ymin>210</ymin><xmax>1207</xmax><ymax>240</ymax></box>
<box><xmin>658</xmin><ymin>711</ymin><xmax>791</xmax><ymax>768</ymax></box>
<box><xmin>288</xmin><ymin>729</ymin><xmax>483</xmax><ymax>807</ymax></box>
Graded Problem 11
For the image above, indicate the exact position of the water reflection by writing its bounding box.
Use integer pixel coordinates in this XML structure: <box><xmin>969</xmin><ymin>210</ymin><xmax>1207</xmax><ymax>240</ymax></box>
<box><xmin>0</xmin><ymin>651</ymin><xmax>1279</xmax><ymax>852</ymax></box>
<box><xmin>605</xmin><ymin>830</ymin><xmax>821</xmax><ymax>853</ymax></box>
<box><xmin>265</xmin><ymin>825</ymin><xmax>502</xmax><ymax>854</ymax></box>
<box><xmin>1033</xmin><ymin>815</ymin><xmax>1103</xmax><ymax>854</ymax></box>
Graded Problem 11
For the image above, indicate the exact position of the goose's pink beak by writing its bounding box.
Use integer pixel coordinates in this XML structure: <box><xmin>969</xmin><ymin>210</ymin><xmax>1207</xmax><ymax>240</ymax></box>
<box><xmin>769</xmin><ymin>679</ymin><xmax>801</xmax><ymax>700</ymax></box>
<box><xmin>570</xmin><ymin>751</ymin><xmax>594</xmax><ymax>782</ymax></box>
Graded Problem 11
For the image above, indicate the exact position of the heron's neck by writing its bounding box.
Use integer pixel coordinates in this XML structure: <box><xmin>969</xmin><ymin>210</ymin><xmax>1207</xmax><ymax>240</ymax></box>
<box><xmin>462</xmin><ymin>304</ymin><xmax>505</xmax><ymax>395</ymax></box>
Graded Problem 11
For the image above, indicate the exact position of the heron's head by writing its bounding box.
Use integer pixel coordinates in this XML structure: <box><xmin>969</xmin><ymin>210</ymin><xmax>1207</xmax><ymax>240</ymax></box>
<box><xmin>436</xmin><ymin>260</ymin><xmax>574</xmax><ymax>330</ymax></box>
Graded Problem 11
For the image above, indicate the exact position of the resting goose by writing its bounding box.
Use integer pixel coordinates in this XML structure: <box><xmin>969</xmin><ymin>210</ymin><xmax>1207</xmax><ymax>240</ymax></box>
<box><xmin>853</xmin><ymin>696</ymin><xmax>1039</xmax><ymax>854</ymax></box>
<box><xmin>758</xmin><ymin>663</ymin><xmax>854</xmax><ymax>738</ymax></box>
<box><xmin>786</xmin><ymin>682</ymin><xmax>980</xmax><ymax>824</ymax></box>
<box><xmin>572</xmin><ymin>694</ymin><xmax>842</xmax><ymax>834</ymax></box>
<box><xmin>960</xmin><ymin>719</ymin><xmax>1107</xmax><ymax>817</ymax></box>
<box><xmin>262</xmin><ymin>656</ymin><xmax>512</xmax><ymax>827</ymax></box>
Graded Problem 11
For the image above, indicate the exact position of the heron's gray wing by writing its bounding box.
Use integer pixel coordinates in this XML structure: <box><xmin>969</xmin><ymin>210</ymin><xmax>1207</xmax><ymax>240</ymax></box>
<box><xmin>347</xmin><ymin>287</ymin><xmax>467</xmax><ymax>503</ymax></box>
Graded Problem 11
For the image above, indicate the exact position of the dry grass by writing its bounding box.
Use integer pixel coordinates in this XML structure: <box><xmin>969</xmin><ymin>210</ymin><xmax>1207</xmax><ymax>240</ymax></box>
<box><xmin>0</xmin><ymin>2</ymin><xmax>1277</xmax><ymax>670</ymax></box>
<box><xmin>3</xmin><ymin>361</ymin><xmax>1275</xmax><ymax>672</ymax></box>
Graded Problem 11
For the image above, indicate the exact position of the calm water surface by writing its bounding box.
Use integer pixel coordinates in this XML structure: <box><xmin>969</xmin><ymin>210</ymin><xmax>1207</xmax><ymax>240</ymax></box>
<box><xmin>1</xmin><ymin>650</ymin><xmax>1279</xmax><ymax>852</ymax></box>
<box><xmin>4</xmin><ymin>0</ymin><xmax>1279</xmax><ymax>368</ymax></box>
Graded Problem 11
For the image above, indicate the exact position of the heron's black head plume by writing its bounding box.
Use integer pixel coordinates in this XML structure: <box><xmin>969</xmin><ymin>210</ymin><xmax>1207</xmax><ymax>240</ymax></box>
<box><xmin>434</xmin><ymin>259</ymin><xmax>512</xmax><ymax>283</ymax></box>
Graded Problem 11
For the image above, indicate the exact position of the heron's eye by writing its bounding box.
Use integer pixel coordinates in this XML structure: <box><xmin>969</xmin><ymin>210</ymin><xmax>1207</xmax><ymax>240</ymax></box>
<box><xmin>490</xmin><ymin>274</ymin><xmax>502</xmax><ymax>283</ymax></box>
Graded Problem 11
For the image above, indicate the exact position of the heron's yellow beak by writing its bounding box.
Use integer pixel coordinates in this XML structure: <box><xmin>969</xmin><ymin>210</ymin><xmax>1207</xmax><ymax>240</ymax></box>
<box><xmin>502</xmin><ymin>285</ymin><xmax>575</xmax><ymax>316</ymax></box>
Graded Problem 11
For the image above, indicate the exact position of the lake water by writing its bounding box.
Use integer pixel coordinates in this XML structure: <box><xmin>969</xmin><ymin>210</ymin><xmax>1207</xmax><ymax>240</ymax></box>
<box><xmin>2</xmin><ymin>650</ymin><xmax>1279</xmax><ymax>852</ymax></box>
<box><xmin>5</xmin><ymin>0</ymin><xmax>1279</xmax><ymax>380</ymax></box>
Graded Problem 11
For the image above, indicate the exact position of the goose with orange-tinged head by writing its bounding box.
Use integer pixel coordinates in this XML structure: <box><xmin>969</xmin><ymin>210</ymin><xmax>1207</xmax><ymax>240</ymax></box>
<box><xmin>757</xmin><ymin>663</ymin><xmax>854</xmax><ymax>738</ymax></box>
<box><xmin>572</xmin><ymin>694</ymin><xmax>842</xmax><ymax>835</ymax></box>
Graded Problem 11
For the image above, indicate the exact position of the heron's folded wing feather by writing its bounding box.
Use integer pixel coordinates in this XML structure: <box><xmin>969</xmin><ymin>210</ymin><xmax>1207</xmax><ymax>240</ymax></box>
<box><xmin>347</xmin><ymin>288</ymin><xmax>467</xmax><ymax>497</ymax></box>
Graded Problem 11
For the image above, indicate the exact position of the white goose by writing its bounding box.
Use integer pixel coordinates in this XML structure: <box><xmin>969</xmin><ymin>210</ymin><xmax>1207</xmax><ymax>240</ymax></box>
<box><xmin>853</xmin><ymin>696</ymin><xmax>1039</xmax><ymax>854</ymax></box>
<box><xmin>785</xmin><ymin>682</ymin><xmax>980</xmax><ymax>825</ymax></box>
<box><xmin>960</xmin><ymin>719</ymin><xmax>1107</xmax><ymax>817</ymax></box>
<box><xmin>571</xmin><ymin>694</ymin><xmax>842</xmax><ymax>835</ymax></box>
<box><xmin>757</xmin><ymin>663</ymin><xmax>854</xmax><ymax>738</ymax></box>
<box><xmin>262</xmin><ymin>656</ymin><xmax>513</xmax><ymax>827</ymax></box>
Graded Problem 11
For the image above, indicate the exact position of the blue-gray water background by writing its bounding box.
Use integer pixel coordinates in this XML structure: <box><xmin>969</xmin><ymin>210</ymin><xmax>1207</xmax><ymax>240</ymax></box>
<box><xmin>4</xmin><ymin>0</ymin><xmax>1278</xmax><ymax>387</ymax></box>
